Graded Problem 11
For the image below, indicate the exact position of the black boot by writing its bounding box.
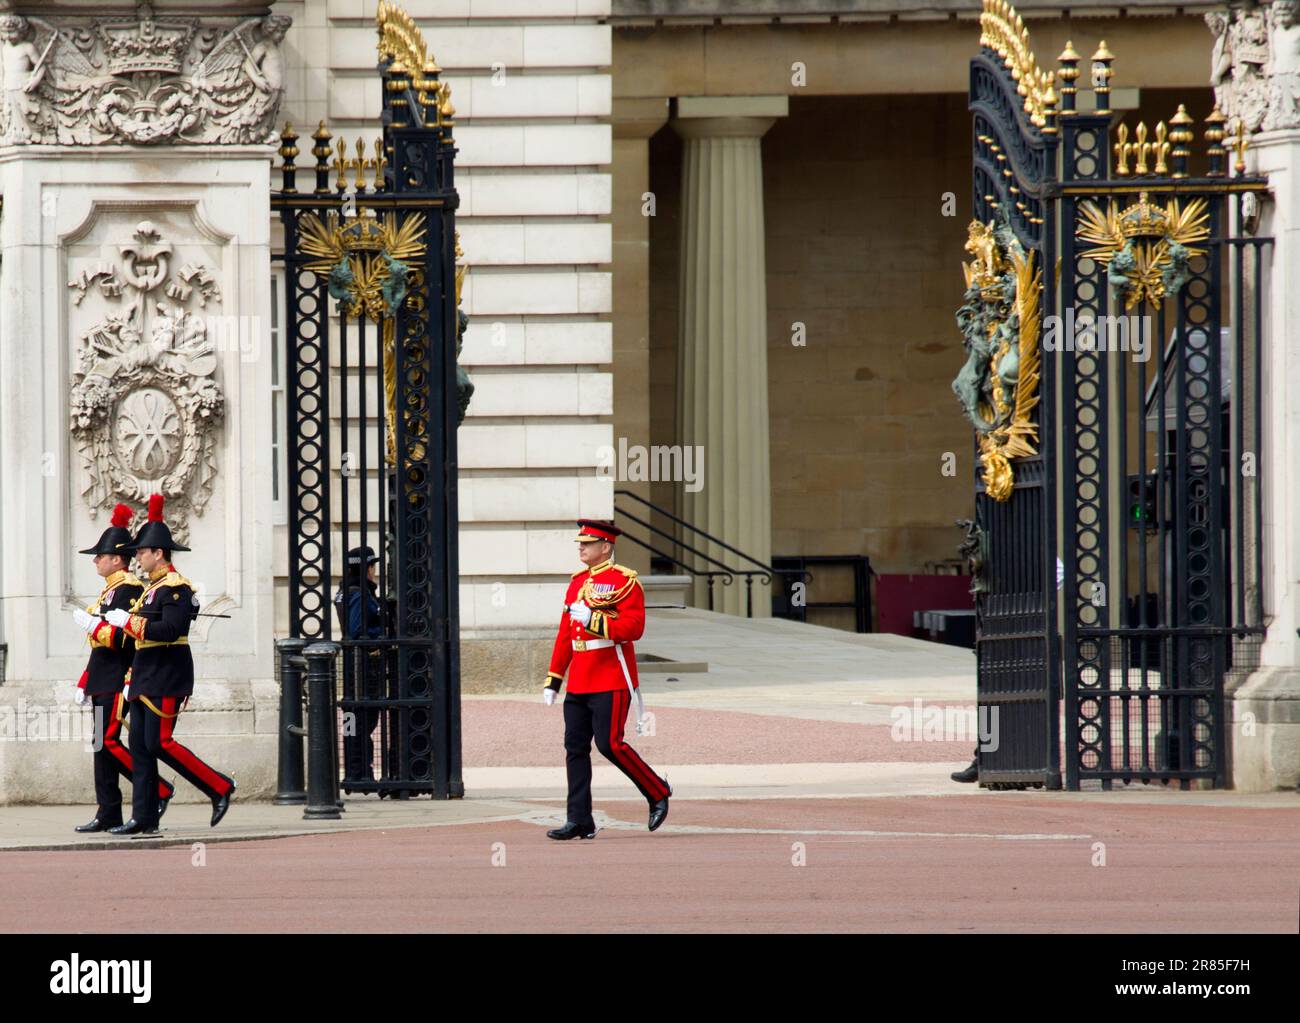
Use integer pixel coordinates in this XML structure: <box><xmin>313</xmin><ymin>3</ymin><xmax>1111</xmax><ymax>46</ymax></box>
<box><xmin>546</xmin><ymin>821</ymin><xmax>597</xmax><ymax>840</ymax></box>
<box><xmin>951</xmin><ymin>759</ymin><xmax>979</xmax><ymax>783</ymax></box>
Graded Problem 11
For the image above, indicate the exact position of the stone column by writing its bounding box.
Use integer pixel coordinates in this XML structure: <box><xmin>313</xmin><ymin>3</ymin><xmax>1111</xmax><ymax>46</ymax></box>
<box><xmin>671</xmin><ymin>96</ymin><xmax>786</xmax><ymax>617</ymax></box>
<box><xmin>611</xmin><ymin>98</ymin><xmax>669</xmax><ymax>579</ymax></box>
<box><xmin>0</xmin><ymin>1</ymin><xmax>286</xmax><ymax>803</ymax></box>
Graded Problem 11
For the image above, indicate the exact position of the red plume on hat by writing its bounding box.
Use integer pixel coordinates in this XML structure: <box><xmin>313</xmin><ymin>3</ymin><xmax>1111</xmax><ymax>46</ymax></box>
<box><xmin>128</xmin><ymin>492</ymin><xmax>191</xmax><ymax>553</ymax></box>
<box><xmin>110</xmin><ymin>503</ymin><xmax>133</xmax><ymax>529</ymax></box>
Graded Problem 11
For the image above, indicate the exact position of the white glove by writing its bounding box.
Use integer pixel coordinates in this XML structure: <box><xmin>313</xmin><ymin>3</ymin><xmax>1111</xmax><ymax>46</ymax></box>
<box><xmin>104</xmin><ymin>609</ymin><xmax>131</xmax><ymax>628</ymax></box>
<box><xmin>542</xmin><ymin>687</ymin><xmax>557</xmax><ymax>706</ymax></box>
<box><xmin>567</xmin><ymin>600</ymin><xmax>592</xmax><ymax>627</ymax></box>
<box><xmin>72</xmin><ymin>608</ymin><xmax>97</xmax><ymax>633</ymax></box>
<box><xmin>122</xmin><ymin>684</ymin><xmax>130</xmax><ymax>700</ymax></box>
<box><xmin>74</xmin><ymin>689</ymin><xmax>87</xmax><ymax>706</ymax></box>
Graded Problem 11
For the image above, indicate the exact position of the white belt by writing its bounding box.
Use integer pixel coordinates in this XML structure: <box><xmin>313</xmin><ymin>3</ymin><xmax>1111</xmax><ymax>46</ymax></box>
<box><xmin>573</xmin><ymin>638</ymin><xmax>615</xmax><ymax>651</ymax></box>
<box><xmin>570</xmin><ymin>638</ymin><xmax>647</xmax><ymax>735</ymax></box>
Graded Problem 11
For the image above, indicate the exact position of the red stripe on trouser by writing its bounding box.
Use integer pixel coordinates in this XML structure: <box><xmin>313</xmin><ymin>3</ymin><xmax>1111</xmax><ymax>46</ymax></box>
<box><xmin>158</xmin><ymin>697</ymin><xmax>232</xmax><ymax>796</ymax></box>
<box><xmin>607</xmin><ymin>689</ymin><xmax>668</xmax><ymax>801</ymax></box>
<box><xmin>104</xmin><ymin>693</ymin><xmax>173</xmax><ymax>799</ymax></box>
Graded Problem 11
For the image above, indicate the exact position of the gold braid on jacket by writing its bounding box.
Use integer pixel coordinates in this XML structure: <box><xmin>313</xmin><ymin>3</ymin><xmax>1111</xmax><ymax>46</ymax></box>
<box><xmin>577</xmin><ymin>567</ymin><xmax>640</xmax><ymax>610</ymax></box>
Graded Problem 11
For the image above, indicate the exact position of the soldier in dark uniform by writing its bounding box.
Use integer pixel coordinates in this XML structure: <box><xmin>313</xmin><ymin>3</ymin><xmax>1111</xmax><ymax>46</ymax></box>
<box><xmin>69</xmin><ymin>503</ymin><xmax>174</xmax><ymax>833</ymax></box>
<box><xmin>334</xmin><ymin>546</ymin><xmax>386</xmax><ymax>784</ymax></box>
<box><xmin>102</xmin><ymin>495</ymin><xmax>236</xmax><ymax>836</ymax></box>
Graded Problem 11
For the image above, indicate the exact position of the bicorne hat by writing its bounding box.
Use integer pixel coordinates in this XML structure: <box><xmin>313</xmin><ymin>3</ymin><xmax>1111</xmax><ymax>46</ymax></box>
<box><xmin>128</xmin><ymin>494</ymin><xmax>190</xmax><ymax>553</ymax></box>
<box><xmin>79</xmin><ymin>503</ymin><xmax>137</xmax><ymax>556</ymax></box>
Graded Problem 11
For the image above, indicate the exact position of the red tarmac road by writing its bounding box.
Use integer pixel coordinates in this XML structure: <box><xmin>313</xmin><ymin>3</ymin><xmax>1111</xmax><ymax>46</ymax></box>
<box><xmin>461</xmin><ymin>701</ymin><xmax>976</xmax><ymax>765</ymax></box>
<box><xmin>2</xmin><ymin>796</ymin><xmax>1297</xmax><ymax>933</ymax></box>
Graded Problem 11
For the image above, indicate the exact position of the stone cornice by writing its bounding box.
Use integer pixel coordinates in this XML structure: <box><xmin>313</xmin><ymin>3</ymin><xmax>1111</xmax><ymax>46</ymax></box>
<box><xmin>0</xmin><ymin>2</ymin><xmax>271</xmax><ymax>12</ymax></box>
<box><xmin>611</xmin><ymin>0</ymin><xmax>1222</xmax><ymax>25</ymax></box>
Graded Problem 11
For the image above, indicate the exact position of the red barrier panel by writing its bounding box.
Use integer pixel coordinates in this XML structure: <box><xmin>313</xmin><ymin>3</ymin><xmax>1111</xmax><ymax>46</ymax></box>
<box><xmin>875</xmin><ymin>574</ymin><xmax>973</xmax><ymax>637</ymax></box>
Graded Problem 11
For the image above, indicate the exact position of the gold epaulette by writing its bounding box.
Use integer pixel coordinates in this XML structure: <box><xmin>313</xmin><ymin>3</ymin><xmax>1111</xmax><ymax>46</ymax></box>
<box><xmin>571</xmin><ymin>567</ymin><xmax>587</xmax><ymax>578</ymax></box>
<box><xmin>161</xmin><ymin>571</ymin><xmax>194</xmax><ymax>589</ymax></box>
<box><xmin>611</xmin><ymin>564</ymin><xmax>638</xmax><ymax>579</ymax></box>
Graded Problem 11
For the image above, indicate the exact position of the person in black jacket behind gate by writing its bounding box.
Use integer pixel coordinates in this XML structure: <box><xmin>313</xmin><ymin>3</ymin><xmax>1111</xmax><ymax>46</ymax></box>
<box><xmin>102</xmin><ymin>494</ymin><xmax>236</xmax><ymax>837</ymax></box>
<box><xmin>334</xmin><ymin>546</ymin><xmax>386</xmax><ymax>785</ymax></box>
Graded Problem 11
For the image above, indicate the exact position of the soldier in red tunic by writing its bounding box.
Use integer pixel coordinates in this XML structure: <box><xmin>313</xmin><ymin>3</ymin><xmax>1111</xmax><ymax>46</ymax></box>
<box><xmin>542</xmin><ymin>519</ymin><xmax>671</xmax><ymax>840</ymax></box>
<box><xmin>102</xmin><ymin>495</ymin><xmax>236</xmax><ymax>837</ymax></box>
<box><xmin>69</xmin><ymin>503</ymin><xmax>175</xmax><ymax>833</ymax></box>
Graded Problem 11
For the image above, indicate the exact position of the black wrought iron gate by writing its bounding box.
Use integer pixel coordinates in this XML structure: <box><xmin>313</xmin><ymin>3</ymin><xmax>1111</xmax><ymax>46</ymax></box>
<box><xmin>272</xmin><ymin>3</ymin><xmax>463</xmax><ymax>799</ymax></box>
<box><xmin>961</xmin><ymin>1</ymin><xmax>1269</xmax><ymax>790</ymax></box>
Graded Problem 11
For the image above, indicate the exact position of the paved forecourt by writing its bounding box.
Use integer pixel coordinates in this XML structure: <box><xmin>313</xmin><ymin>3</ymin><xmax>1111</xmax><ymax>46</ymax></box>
<box><xmin>1</xmin><ymin>611</ymin><xmax>1297</xmax><ymax>931</ymax></box>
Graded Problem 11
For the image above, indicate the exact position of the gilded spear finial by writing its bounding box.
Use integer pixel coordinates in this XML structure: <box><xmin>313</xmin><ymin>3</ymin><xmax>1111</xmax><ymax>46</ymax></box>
<box><xmin>1169</xmin><ymin>104</ymin><xmax>1194</xmax><ymax>179</ymax></box>
<box><xmin>1205</xmin><ymin>106</ymin><xmax>1227</xmax><ymax>178</ymax></box>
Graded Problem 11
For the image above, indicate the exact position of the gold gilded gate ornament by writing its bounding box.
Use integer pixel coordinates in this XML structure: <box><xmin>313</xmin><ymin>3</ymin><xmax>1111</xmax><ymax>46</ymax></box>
<box><xmin>952</xmin><ymin>212</ymin><xmax>1042</xmax><ymax>502</ymax></box>
<box><xmin>1075</xmin><ymin>191</ymin><xmax>1209</xmax><ymax>310</ymax></box>
<box><xmin>297</xmin><ymin>210</ymin><xmax>427</xmax><ymax>465</ymax></box>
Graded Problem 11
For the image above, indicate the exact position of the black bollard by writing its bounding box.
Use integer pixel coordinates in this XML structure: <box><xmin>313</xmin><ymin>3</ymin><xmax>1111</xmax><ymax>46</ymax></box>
<box><xmin>303</xmin><ymin>641</ymin><xmax>342</xmax><ymax>820</ymax></box>
<box><xmin>274</xmin><ymin>638</ymin><xmax>308</xmax><ymax>805</ymax></box>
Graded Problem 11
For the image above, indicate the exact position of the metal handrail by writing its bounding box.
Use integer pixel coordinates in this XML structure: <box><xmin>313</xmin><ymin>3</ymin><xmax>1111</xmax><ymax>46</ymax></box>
<box><xmin>613</xmin><ymin>490</ymin><xmax>807</xmax><ymax>617</ymax></box>
<box><xmin>615</xmin><ymin>489</ymin><xmax>777</xmax><ymax>583</ymax></box>
<box><xmin>610</xmin><ymin>528</ymin><xmax>733</xmax><ymax>612</ymax></box>
<box><xmin>613</xmin><ymin>504</ymin><xmax>743</xmax><ymax>581</ymax></box>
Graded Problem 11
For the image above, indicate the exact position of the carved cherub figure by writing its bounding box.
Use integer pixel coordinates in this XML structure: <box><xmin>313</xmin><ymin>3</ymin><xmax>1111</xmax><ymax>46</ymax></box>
<box><xmin>1266</xmin><ymin>0</ymin><xmax>1300</xmax><ymax>130</ymax></box>
<box><xmin>0</xmin><ymin>15</ymin><xmax>51</xmax><ymax>141</ymax></box>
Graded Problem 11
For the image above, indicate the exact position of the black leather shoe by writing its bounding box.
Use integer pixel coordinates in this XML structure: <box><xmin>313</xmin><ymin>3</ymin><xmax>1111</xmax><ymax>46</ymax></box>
<box><xmin>157</xmin><ymin>795</ymin><xmax>172</xmax><ymax>822</ymax></box>
<box><xmin>107</xmin><ymin>819</ymin><xmax>149</xmax><ymax>836</ymax></box>
<box><xmin>648</xmin><ymin>783</ymin><xmax>672</xmax><ymax>832</ymax></box>
<box><xmin>951</xmin><ymin>759</ymin><xmax>979</xmax><ymax>783</ymax></box>
<box><xmin>210</xmin><ymin>777</ymin><xmax>236</xmax><ymax>827</ymax></box>
<box><xmin>75</xmin><ymin>817</ymin><xmax>116</xmax><ymax>833</ymax></box>
<box><xmin>546</xmin><ymin>821</ymin><xmax>597</xmax><ymax>840</ymax></box>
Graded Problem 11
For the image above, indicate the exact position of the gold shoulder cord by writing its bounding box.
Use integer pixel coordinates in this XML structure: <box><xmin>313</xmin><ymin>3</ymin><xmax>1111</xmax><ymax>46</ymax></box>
<box><xmin>579</xmin><ymin>567</ymin><xmax>640</xmax><ymax>609</ymax></box>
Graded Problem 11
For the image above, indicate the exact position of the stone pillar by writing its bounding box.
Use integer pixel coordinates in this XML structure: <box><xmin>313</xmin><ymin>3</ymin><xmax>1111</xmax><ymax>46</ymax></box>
<box><xmin>611</xmin><ymin>97</ymin><xmax>669</xmax><ymax>578</ymax></box>
<box><xmin>1229</xmin><ymin>128</ymin><xmax>1300</xmax><ymax>791</ymax></box>
<box><xmin>671</xmin><ymin>96</ymin><xmax>786</xmax><ymax>618</ymax></box>
<box><xmin>1209</xmin><ymin>4</ymin><xmax>1300</xmax><ymax>790</ymax></box>
<box><xmin>0</xmin><ymin>1</ymin><xmax>287</xmax><ymax>803</ymax></box>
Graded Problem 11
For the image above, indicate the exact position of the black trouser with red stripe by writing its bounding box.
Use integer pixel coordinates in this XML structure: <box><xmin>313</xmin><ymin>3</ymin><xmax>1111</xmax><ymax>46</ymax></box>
<box><xmin>90</xmin><ymin>692</ymin><xmax>174</xmax><ymax>827</ymax></box>
<box><xmin>129</xmin><ymin>696</ymin><xmax>234</xmax><ymax>826</ymax></box>
<box><xmin>563</xmin><ymin>689</ymin><xmax>669</xmax><ymax>827</ymax></box>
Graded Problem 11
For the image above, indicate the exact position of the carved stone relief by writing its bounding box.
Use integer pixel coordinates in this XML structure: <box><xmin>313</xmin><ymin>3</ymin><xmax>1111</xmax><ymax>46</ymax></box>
<box><xmin>0</xmin><ymin>2</ymin><xmax>289</xmax><ymax>145</ymax></box>
<box><xmin>1207</xmin><ymin>1</ymin><xmax>1300</xmax><ymax>134</ymax></box>
<box><xmin>69</xmin><ymin>218</ymin><xmax>225</xmax><ymax>545</ymax></box>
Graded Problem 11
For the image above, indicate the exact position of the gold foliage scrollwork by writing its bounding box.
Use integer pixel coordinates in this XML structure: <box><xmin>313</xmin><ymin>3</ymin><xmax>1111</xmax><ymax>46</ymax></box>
<box><xmin>953</xmin><ymin>216</ymin><xmax>1042</xmax><ymax>502</ymax></box>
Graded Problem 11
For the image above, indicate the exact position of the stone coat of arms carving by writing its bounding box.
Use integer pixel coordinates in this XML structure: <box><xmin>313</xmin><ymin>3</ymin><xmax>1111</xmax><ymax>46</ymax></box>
<box><xmin>0</xmin><ymin>4</ymin><xmax>289</xmax><ymax>146</ymax></box>
<box><xmin>69</xmin><ymin>220</ymin><xmax>225</xmax><ymax>544</ymax></box>
<box><xmin>1207</xmin><ymin>1</ymin><xmax>1300</xmax><ymax>134</ymax></box>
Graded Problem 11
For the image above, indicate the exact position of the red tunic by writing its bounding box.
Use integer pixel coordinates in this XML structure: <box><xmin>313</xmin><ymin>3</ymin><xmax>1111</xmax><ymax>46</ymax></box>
<box><xmin>547</xmin><ymin>560</ymin><xmax>644</xmax><ymax>695</ymax></box>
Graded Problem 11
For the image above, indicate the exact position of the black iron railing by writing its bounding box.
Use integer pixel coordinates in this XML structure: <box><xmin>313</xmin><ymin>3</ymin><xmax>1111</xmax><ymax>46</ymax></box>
<box><xmin>771</xmin><ymin>555</ymin><xmax>873</xmax><ymax>633</ymax></box>
<box><xmin>613</xmin><ymin>490</ymin><xmax>799</xmax><ymax>617</ymax></box>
